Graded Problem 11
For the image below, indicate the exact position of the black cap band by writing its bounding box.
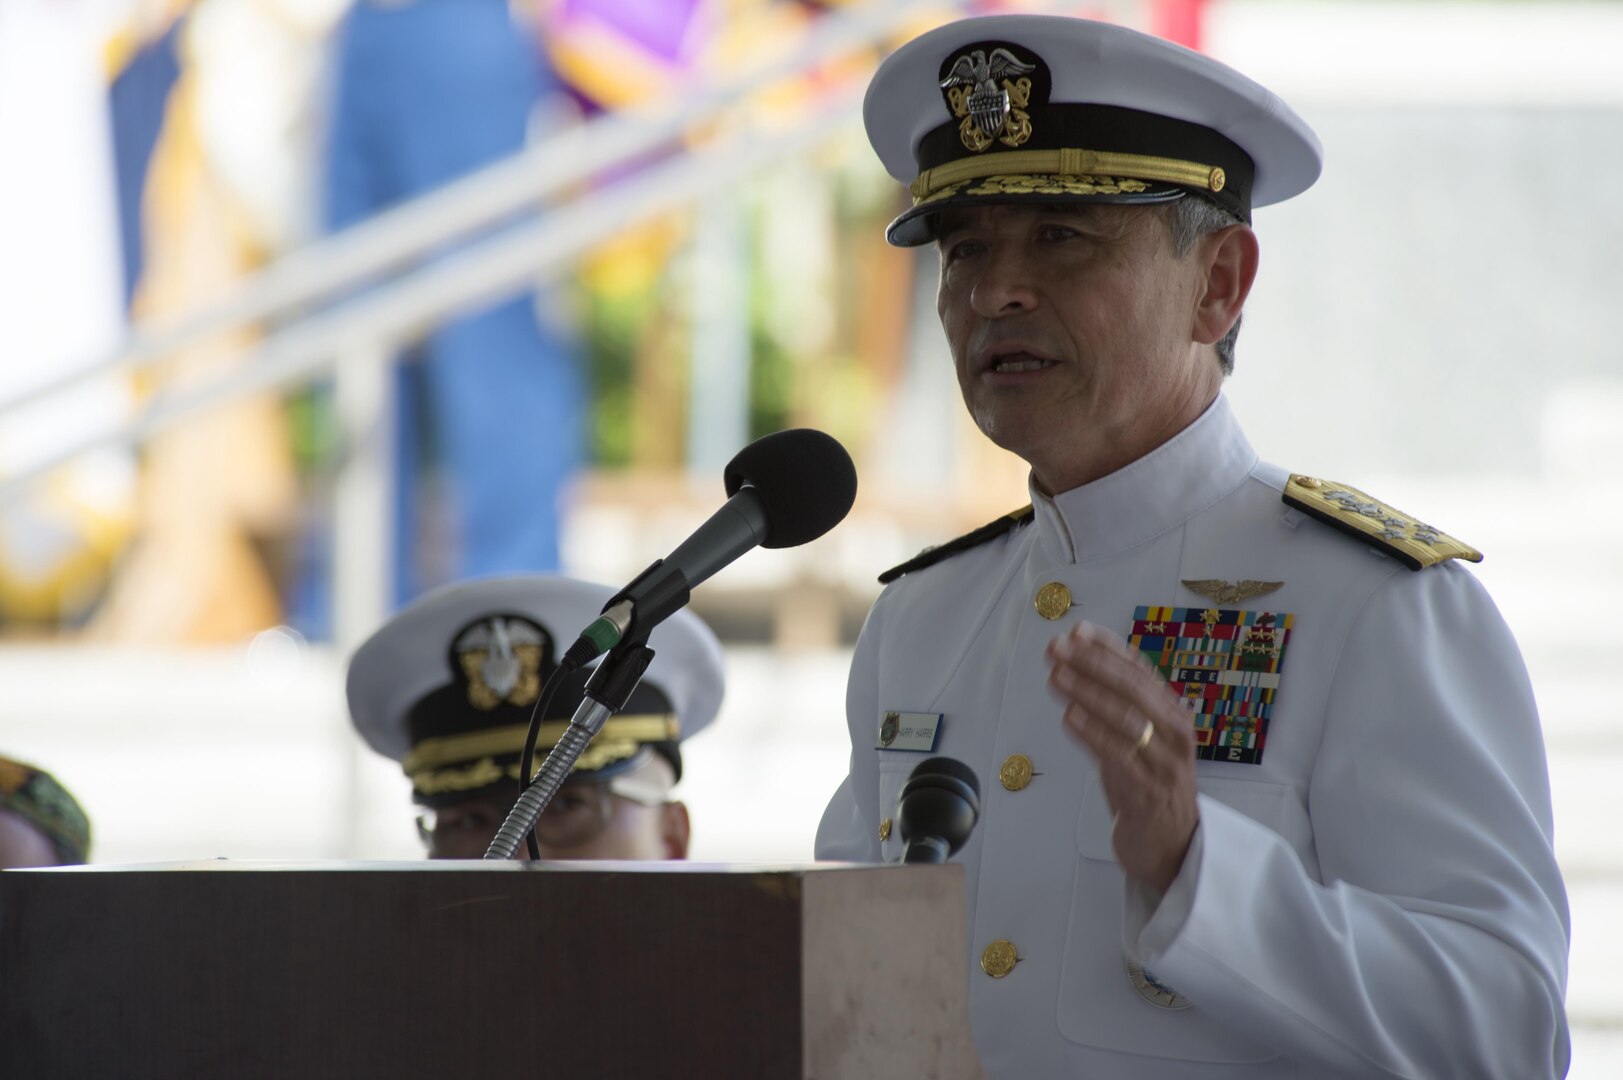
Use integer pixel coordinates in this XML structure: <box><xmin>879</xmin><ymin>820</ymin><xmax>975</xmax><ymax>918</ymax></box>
<box><xmin>915</xmin><ymin>103</ymin><xmax>1255</xmax><ymax>221</ymax></box>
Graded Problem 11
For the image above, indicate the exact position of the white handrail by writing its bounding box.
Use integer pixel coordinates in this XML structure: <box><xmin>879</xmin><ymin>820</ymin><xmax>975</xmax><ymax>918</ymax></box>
<box><xmin>0</xmin><ymin>83</ymin><xmax>865</xmax><ymax>506</ymax></box>
<box><xmin>0</xmin><ymin>0</ymin><xmax>947</xmax><ymax>420</ymax></box>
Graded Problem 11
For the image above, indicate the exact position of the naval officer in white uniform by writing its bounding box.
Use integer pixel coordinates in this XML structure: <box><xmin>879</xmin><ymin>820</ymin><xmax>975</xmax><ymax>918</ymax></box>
<box><xmin>815</xmin><ymin>15</ymin><xmax>1570</xmax><ymax>1079</ymax></box>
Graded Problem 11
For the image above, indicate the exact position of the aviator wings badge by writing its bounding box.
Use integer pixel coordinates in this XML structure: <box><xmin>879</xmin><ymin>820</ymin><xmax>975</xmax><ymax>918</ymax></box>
<box><xmin>1181</xmin><ymin>579</ymin><xmax>1285</xmax><ymax>604</ymax></box>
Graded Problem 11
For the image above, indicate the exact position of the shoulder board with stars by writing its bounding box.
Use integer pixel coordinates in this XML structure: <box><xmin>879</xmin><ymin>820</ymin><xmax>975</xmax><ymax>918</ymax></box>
<box><xmin>878</xmin><ymin>505</ymin><xmax>1035</xmax><ymax>585</ymax></box>
<box><xmin>1283</xmin><ymin>475</ymin><xmax>1482</xmax><ymax>571</ymax></box>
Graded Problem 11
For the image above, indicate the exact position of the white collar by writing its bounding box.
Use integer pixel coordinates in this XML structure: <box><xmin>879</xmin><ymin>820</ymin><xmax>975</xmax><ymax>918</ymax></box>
<box><xmin>1030</xmin><ymin>393</ymin><xmax>1258</xmax><ymax>565</ymax></box>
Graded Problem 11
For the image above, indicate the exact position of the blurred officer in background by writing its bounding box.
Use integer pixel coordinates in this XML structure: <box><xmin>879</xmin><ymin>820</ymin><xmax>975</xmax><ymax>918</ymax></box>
<box><xmin>348</xmin><ymin>575</ymin><xmax>723</xmax><ymax>860</ymax></box>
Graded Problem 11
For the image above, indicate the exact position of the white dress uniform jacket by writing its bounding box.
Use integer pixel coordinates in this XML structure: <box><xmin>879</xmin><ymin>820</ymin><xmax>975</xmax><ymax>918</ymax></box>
<box><xmin>816</xmin><ymin>395</ymin><xmax>1570</xmax><ymax>1079</ymax></box>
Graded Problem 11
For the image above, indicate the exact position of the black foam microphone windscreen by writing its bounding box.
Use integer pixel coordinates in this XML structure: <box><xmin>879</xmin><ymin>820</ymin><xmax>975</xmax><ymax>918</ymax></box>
<box><xmin>722</xmin><ymin>428</ymin><xmax>858</xmax><ymax>548</ymax></box>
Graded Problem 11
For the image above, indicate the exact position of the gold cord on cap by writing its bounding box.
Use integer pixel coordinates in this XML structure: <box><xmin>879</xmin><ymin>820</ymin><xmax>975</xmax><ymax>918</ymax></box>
<box><xmin>911</xmin><ymin>147</ymin><xmax>1224</xmax><ymax>203</ymax></box>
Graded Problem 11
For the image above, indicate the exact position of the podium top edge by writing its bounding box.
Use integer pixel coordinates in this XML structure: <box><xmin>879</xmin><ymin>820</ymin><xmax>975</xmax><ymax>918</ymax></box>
<box><xmin>1</xmin><ymin>859</ymin><xmax>891</xmax><ymax>875</ymax></box>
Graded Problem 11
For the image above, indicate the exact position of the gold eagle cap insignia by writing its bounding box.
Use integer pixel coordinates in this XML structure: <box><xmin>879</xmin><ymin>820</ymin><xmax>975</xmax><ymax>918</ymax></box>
<box><xmin>1181</xmin><ymin>579</ymin><xmax>1285</xmax><ymax>604</ymax></box>
<box><xmin>939</xmin><ymin>46</ymin><xmax>1037</xmax><ymax>152</ymax></box>
<box><xmin>455</xmin><ymin>616</ymin><xmax>546</xmax><ymax>711</ymax></box>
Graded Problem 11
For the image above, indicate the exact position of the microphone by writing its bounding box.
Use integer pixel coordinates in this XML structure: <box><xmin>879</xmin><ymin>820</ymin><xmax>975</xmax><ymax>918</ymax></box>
<box><xmin>897</xmin><ymin>757</ymin><xmax>981</xmax><ymax>865</ymax></box>
<box><xmin>496</xmin><ymin>429</ymin><xmax>857</xmax><ymax>860</ymax></box>
<box><xmin>587</xmin><ymin>428</ymin><xmax>858</xmax><ymax>648</ymax></box>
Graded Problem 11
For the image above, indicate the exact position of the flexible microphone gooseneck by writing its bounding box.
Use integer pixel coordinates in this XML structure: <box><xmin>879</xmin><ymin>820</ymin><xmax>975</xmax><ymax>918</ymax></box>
<box><xmin>897</xmin><ymin>757</ymin><xmax>982</xmax><ymax>865</ymax></box>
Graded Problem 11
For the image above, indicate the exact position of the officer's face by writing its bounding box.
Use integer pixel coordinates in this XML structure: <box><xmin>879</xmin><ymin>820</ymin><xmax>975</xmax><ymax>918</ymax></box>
<box><xmin>419</xmin><ymin>784</ymin><xmax>688</xmax><ymax>862</ymax></box>
<box><xmin>934</xmin><ymin>201</ymin><xmax>1230</xmax><ymax>493</ymax></box>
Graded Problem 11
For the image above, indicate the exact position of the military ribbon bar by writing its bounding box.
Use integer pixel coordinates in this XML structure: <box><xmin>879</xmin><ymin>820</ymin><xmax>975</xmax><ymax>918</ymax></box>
<box><xmin>1128</xmin><ymin>606</ymin><xmax>1295</xmax><ymax>765</ymax></box>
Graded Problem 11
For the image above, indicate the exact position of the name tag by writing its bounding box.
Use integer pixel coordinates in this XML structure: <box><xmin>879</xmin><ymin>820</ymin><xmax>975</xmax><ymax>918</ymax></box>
<box><xmin>876</xmin><ymin>711</ymin><xmax>941</xmax><ymax>752</ymax></box>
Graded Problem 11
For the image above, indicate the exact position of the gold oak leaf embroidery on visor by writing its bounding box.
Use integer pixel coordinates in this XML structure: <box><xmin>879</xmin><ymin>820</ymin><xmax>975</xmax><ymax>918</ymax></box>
<box><xmin>916</xmin><ymin>174</ymin><xmax>1152</xmax><ymax>208</ymax></box>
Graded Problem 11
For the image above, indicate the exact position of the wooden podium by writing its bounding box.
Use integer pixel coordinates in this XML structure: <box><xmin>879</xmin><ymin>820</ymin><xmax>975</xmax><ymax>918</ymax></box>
<box><xmin>0</xmin><ymin>861</ymin><xmax>985</xmax><ymax>1079</ymax></box>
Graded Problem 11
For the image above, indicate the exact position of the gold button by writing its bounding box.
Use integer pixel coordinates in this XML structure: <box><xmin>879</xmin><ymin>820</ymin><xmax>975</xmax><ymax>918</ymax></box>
<box><xmin>1126</xmin><ymin>958</ymin><xmax>1192</xmax><ymax>1010</ymax></box>
<box><xmin>1034</xmin><ymin>582</ymin><xmax>1072</xmax><ymax>620</ymax></box>
<box><xmin>980</xmin><ymin>940</ymin><xmax>1019</xmax><ymax>979</ymax></box>
<box><xmin>999</xmin><ymin>754</ymin><xmax>1034</xmax><ymax>792</ymax></box>
<box><xmin>1294</xmin><ymin>475</ymin><xmax>1324</xmax><ymax>490</ymax></box>
<box><xmin>1209</xmin><ymin>166</ymin><xmax>1226</xmax><ymax>192</ymax></box>
<box><xmin>878</xmin><ymin>818</ymin><xmax>892</xmax><ymax>843</ymax></box>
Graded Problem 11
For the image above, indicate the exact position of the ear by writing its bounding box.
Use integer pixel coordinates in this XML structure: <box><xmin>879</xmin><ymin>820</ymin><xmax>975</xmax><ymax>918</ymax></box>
<box><xmin>660</xmin><ymin>801</ymin><xmax>691</xmax><ymax>860</ymax></box>
<box><xmin>1191</xmin><ymin>223</ymin><xmax>1259</xmax><ymax>347</ymax></box>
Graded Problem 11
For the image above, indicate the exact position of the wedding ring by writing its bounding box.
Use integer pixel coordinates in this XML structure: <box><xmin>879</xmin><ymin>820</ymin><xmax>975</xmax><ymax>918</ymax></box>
<box><xmin>1134</xmin><ymin>718</ymin><xmax>1155</xmax><ymax>753</ymax></box>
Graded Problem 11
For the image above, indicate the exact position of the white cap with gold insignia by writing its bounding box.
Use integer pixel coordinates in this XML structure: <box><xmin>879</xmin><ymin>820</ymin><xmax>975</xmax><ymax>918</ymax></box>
<box><xmin>346</xmin><ymin>575</ymin><xmax>724</xmax><ymax>802</ymax></box>
<box><xmin>865</xmin><ymin>14</ymin><xmax>1324</xmax><ymax>245</ymax></box>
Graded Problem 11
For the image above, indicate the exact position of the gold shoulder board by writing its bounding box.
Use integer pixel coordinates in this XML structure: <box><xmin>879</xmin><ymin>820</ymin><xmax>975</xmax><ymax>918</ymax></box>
<box><xmin>1283</xmin><ymin>475</ymin><xmax>1482</xmax><ymax>571</ymax></box>
<box><xmin>878</xmin><ymin>506</ymin><xmax>1035</xmax><ymax>585</ymax></box>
